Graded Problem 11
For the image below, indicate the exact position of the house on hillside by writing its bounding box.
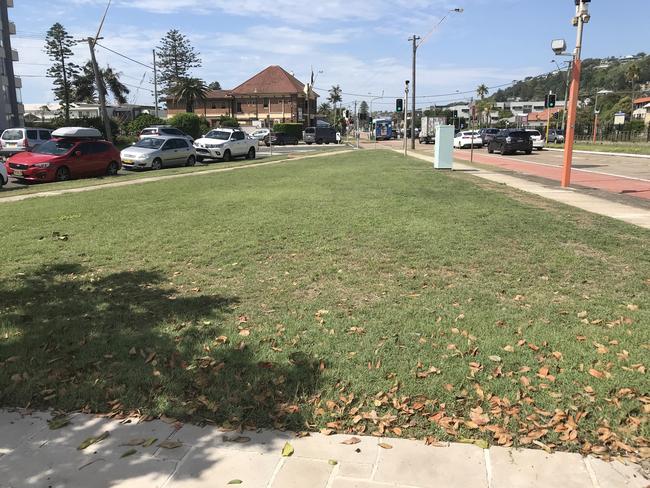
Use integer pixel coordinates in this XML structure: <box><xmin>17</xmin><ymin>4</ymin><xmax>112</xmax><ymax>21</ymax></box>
<box><xmin>632</xmin><ymin>96</ymin><xmax>650</xmax><ymax>125</ymax></box>
<box><xmin>525</xmin><ymin>107</ymin><xmax>564</xmax><ymax>128</ymax></box>
<box><xmin>166</xmin><ymin>66</ymin><xmax>319</xmax><ymax>128</ymax></box>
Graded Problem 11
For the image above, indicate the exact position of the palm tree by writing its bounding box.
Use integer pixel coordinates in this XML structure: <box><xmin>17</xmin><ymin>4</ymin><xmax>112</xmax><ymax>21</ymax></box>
<box><xmin>328</xmin><ymin>85</ymin><xmax>342</xmax><ymax>125</ymax></box>
<box><xmin>626</xmin><ymin>63</ymin><xmax>641</xmax><ymax>116</ymax></box>
<box><xmin>476</xmin><ymin>84</ymin><xmax>489</xmax><ymax>100</ymax></box>
<box><xmin>318</xmin><ymin>102</ymin><xmax>332</xmax><ymax>117</ymax></box>
<box><xmin>170</xmin><ymin>77</ymin><xmax>208</xmax><ymax>113</ymax></box>
<box><xmin>72</xmin><ymin>61</ymin><xmax>130</xmax><ymax>105</ymax></box>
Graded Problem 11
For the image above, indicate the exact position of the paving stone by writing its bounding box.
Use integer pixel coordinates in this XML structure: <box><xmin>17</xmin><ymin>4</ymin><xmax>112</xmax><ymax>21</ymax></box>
<box><xmin>490</xmin><ymin>447</ymin><xmax>592</xmax><ymax>488</ymax></box>
<box><xmin>0</xmin><ymin>443</ymin><xmax>176</xmax><ymax>488</ymax></box>
<box><xmin>270</xmin><ymin>458</ymin><xmax>333</xmax><ymax>488</ymax></box>
<box><xmin>0</xmin><ymin>410</ymin><xmax>48</xmax><ymax>456</ymax></box>
<box><xmin>587</xmin><ymin>457</ymin><xmax>648</xmax><ymax>488</ymax></box>
<box><xmin>166</xmin><ymin>448</ymin><xmax>280</xmax><ymax>488</ymax></box>
<box><xmin>332</xmin><ymin>480</ymin><xmax>411</xmax><ymax>488</ymax></box>
<box><xmin>169</xmin><ymin>424</ymin><xmax>292</xmax><ymax>455</ymax></box>
<box><xmin>289</xmin><ymin>433</ymin><xmax>378</xmax><ymax>464</ymax></box>
<box><xmin>337</xmin><ymin>462</ymin><xmax>374</xmax><ymax>479</ymax></box>
<box><xmin>374</xmin><ymin>438</ymin><xmax>488</xmax><ymax>487</ymax></box>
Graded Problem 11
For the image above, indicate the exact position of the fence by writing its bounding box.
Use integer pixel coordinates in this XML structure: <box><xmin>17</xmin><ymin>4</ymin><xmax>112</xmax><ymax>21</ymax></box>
<box><xmin>573</xmin><ymin>124</ymin><xmax>650</xmax><ymax>143</ymax></box>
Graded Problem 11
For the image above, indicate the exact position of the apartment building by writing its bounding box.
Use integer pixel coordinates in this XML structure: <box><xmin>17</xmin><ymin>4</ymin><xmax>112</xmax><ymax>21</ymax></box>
<box><xmin>0</xmin><ymin>0</ymin><xmax>23</xmax><ymax>130</ymax></box>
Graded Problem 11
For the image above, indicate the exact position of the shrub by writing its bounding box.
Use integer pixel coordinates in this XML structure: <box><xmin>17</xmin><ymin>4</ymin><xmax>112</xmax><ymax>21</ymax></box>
<box><xmin>271</xmin><ymin>123</ymin><xmax>303</xmax><ymax>140</ymax></box>
<box><xmin>124</xmin><ymin>114</ymin><xmax>165</xmax><ymax>137</ymax></box>
<box><xmin>218</xmin><ymin>115</ymin><xmax>239</xmax><ymax>128</ymax></box>
<box><xmin>168</xmin><ymin>113</ymin><xmax>202</xmax><ymax>139</ymax></box>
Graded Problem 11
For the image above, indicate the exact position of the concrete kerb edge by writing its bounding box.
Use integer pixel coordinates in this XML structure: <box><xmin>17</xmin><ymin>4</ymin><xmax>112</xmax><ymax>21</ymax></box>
<box><xmin>0</xmin><ymin>149</ymin><xmax>355</xmax><ymax>204</ymax></box>
<box><xmin>545</xmin><ymin>147</ymin><xmax>650</xmax><ymax>159</ymax></box>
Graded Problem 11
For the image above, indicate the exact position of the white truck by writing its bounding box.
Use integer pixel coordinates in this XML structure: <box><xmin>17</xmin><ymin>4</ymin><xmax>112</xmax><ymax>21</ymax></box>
<box><xmin>193</xmin><ymin>128</ymin><xmax>257</xmax><ymax>162</ymax></box>
<box><xmin>419</xmin><ymin>116</ymin><xmax>446</xmax><ymax>144</ymax></box>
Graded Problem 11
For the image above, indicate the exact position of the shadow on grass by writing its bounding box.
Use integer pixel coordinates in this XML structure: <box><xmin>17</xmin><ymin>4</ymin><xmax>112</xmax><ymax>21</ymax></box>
<box><xmin>0</xmin><ymin>262</ymin><xmax>321</xmax><ymax>432</ymax></box>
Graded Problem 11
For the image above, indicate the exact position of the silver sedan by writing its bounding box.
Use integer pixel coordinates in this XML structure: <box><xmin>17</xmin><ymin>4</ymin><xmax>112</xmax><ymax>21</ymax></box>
<box><xmin>121</xmin><ymin>137</ymin><xmax>196</xmax><ymax>170</ymax></box>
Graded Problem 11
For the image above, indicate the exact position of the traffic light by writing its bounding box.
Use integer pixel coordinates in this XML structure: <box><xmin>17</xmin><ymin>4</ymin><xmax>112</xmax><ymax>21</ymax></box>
<box><xmin>548</xmin><ymin>94</ymin><xmax>556</xmax><ymax>108</ymax></box>
<box><xmin>553</xmin><ymin>111</ymin><xmax>560</xmax><ymax>120</ymax></box>
<box><xmin>345</xmin><ymin>110</ymin><xmax>350</xmax><ymax>118</ymax></box>
<box><xmin>396</xmin><ymin>98</ymin><xmax>403</xmax><ymax>113</ymax></box>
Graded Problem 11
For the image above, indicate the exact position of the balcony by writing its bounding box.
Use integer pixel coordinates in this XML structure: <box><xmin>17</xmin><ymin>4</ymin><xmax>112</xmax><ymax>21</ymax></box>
<box><xmin>9</xmin><ymin>22</ymin><xmax>16</xmax><ymax>35</ymax></box>
<box><xmin>11</xmin><ymin>49</ymin><xmax>19</xmax><ymax>62</ymax></box>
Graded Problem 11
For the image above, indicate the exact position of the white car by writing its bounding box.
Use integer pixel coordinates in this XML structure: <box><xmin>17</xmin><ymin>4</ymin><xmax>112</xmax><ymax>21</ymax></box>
<box><xmin>453</xmin><ymin>131</ymin><xmax>482</xmax><ymax>149</ymax></box>
<box><xmin>526</xmin><ymin>129</ymin><xmax>545</xmax><ymax>150</ymax></box>
<box><xmin>193</xmin><ymin>129</ymin><xmax>257</xmax><ymax>162</ymax></box>
<box><xmin>250</xmin><ymin>128</ymin><xmax>270</xmax><ymax>144</ymax></box>
<box><xmin>0</xmin><ymin>161</ymin><xmax>8</xmax><ymax>189</ymax></box>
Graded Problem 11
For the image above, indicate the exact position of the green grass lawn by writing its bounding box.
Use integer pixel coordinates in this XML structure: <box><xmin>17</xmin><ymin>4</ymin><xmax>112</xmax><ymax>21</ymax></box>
<box><xmin>549</xmin><ymin>142</ymin><xmax>650</xmax><ymax>155</ymax></box>
<box><xmin>0</xmin><ymin>150</ymin><xmax>648</xmax><ymax>459</ymax></box>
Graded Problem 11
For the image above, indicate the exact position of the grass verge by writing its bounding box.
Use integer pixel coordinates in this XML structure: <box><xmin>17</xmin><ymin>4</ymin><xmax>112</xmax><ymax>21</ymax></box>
<box><xmin>0</xmin><ymin>150</ymin><xmax>648</xmax><ymax>459</ymax></box>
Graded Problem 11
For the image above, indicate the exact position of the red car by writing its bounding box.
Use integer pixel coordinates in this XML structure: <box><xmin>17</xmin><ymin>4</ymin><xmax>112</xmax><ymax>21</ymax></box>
<box><xmin>5</xmin><ymin>127</ymin><xmax>121</xmax><ymax>183</ymax></box>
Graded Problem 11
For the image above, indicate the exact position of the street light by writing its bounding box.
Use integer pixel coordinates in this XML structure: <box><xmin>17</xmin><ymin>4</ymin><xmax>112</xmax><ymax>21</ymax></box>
<box><xmin>593</xmin><ymin>89</ymin><xmax>613</xmax><ymax>143</ymax></box>
<box><xmin>409</xmin><ymin>7</ymin><xmax>463</xmax><ymax>150</ymax></box>
<box><xmin>553</xmin><ymin>0</ymin><xmax>591</xmax><ymax>188</ymax></box>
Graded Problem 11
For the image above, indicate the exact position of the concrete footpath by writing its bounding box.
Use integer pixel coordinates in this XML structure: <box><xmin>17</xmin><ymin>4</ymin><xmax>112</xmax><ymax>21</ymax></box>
<box><xmin>398</xmin><ymin>150</ymin><xmax>650</xmax><ymax>230</ymax></box>
<box><xmin>0</xmin><ymin>410</ymin><xmax>647</xmax><ymax>488</ymax></box>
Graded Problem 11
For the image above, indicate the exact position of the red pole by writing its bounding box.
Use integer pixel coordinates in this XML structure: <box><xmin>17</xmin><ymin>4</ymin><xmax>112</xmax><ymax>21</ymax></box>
<box><xmin>592</xmin><ymin>112</ymin><xmax>598</xmax><ymax>143</ymax></box>
<box><xmin>562</xmin><ymin>58</ymin><xmax>582</xmax><ymax>188</ymax></box>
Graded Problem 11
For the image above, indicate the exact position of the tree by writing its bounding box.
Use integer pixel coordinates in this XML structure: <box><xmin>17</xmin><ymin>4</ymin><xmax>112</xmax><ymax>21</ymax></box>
<box><xmin>39</xmin><ymin>105</ymin><xmax>51</xmax><ymax>123</ymax></box>
<box><xmin>328</xmin><ymin>85</ymin><xmax>342</xmax><ymax>125</ymax></box>
<box><xmin>124</xmin><ymin>113</ymin><xmax>165</xmax><ymax>137</ymax></box>
<box><xmin>318</xmin><ymin>102</ymin><xmax>332</xmax><ymax>117</ymax></box>
<box><xmin>72</xmin><ymin>61</ymin><xmax>130</xmax><ymax>105</ymax></box>
<box><xmin>476</xmin><ymin>84</ymin><xmax>489</xmax><ymax>100</ymax></box>
<box><xmin>170</xmin><ymin>77</ymin><xmax>208</xmax><ymax>113</ymax></box>
<box><xmin>156</xmin><ymin>30</ymin><xmax>202</xmax><ymax>94</ymax></box>
<box><xmin>626</xmin><ymin>63</ymin><xmax>641</xmax><ymax>115</ymax></box>
<box><xmin>44</xmin><ymin>23</ymin><xmax>79</xmax><ymax>123</ymax></box>
<box><xmin>208</xmin><ymin>81</ymin><xmax>222</xmax><ymax>91</ymax></box>
<box><xmin>168</xmin><ymin>112</ymin><xmax>203</xmax><ymax>139</ymax></box>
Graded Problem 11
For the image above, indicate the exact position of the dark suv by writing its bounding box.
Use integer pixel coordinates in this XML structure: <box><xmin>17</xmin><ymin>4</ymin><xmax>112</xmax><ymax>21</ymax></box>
<box><xmin>478</xmin><ymin>128</ymin><xmax>499</xmax><ymax>147</ymax></box>
<box><xmin>488</xmin><ymin>129</ymin><xmax>533</xmax><ymax>155</ymax></box>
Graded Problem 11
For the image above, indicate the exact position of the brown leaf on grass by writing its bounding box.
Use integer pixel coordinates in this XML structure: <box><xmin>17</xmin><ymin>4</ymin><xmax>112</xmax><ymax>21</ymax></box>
<box><xmin>626</xmin><ymin>304</ymin><xmax>639</xmax><ymax>311</ymax></box>
<box><xmin>577</xmin><ymin>311</ymin><xmax>588</xmax><ymax>319</ymax></box>
<box><xmin>503</xmin><ymin>345</ymin><xmax>514</xmax><ymax>353</ymax></box>
<box><xmin>341</xmin><ymin>437</ymin><xmax>361</xmax><ymax>445</ymax></box>
<box><xmin>238</xmin><ymin>315</ymin><xmax>249</xmax><ymax>324</ymax></box>
<box><xmin>589</xmin><ymin>369</ymin><xmax>605</xmax><ymax>379</ymax></box>
<box><xmin>238</xmin><ymin>329</ymin><xmax>251</xmax><ymax>337</ymax></box>
<box><xmin>392</xmin><ymin>427</ymin><xmax>403</xmax><ymax>436</ymax></box>
<box><xmin>469</xmin><ymin>407</ymin><xmax>489</xmax><ymax>426</ymax></box>
<box><xmin>378</xmin><ymin>443</ymin><xmax>393</xmax><ymax>449</ymax></box>
<box><xmin>538</xmin><ymin>367</ymin><xmax>549</xmax><ymax>378</ymax></box>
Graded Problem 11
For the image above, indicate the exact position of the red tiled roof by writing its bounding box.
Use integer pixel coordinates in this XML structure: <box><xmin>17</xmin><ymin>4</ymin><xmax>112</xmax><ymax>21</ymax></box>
<box><xmin>205</xmin><ymin>90</ymin><xmax>232</xmax><ymax>98</ymax></box>
<box><xmin>231</xmin><ymin>66</ymin><xmax>305</xmax><ymax>95</ymax></box>
<box><xmin>633</xmin><ymin>96</ymin><xmax>650</xmax><ymax>105</ymax></box>
<box><xmin>527</xmin><ymin>107</ymin><xmax>563</xmax><ymax>122</ymax></box>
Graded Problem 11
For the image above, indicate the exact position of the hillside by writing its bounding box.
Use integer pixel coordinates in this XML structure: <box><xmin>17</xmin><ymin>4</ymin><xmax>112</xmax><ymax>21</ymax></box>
<box><xmin>491</xmin><ymin>53</ymin><xmax>650</xmax><ymax>102</ymax></box>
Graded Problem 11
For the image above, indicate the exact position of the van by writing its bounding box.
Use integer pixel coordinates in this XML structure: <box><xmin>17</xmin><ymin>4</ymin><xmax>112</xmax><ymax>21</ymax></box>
<box><xmin>0</xmin><ymin>128</ymin><xmax>52</xmax><ymax>158</ymax></box>
<box><xmin>303</xmin><ymin>126</ymin><xmax>336</xmax><ymax>145</ymax></box>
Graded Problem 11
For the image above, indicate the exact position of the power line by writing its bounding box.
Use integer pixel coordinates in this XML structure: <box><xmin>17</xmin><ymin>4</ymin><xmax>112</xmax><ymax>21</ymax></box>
<box><xmin>95</xmin><ymin>42</ymin><xmax>154</xmax><ymax>70</ymax></box>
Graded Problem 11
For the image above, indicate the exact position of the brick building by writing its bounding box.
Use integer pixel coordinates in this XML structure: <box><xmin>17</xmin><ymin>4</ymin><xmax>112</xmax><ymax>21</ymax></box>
<box><xmin>166</xmin><ymin>66</ymin><xmax>318</xmax><ymax>128</ymax></box>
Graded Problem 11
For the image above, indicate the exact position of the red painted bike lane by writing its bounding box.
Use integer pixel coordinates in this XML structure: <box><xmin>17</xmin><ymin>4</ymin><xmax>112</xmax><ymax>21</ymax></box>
<box><xmin>453</xmin><ymin>151</ymin><xmax>650</xmax><ymax>200</ymax></box>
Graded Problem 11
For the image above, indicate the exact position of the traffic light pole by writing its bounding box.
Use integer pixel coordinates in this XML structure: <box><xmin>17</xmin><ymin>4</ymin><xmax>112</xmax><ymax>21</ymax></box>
<box><xmin>404</xmin><ymin>81</ymin><xmax>409</xmax><ymax>157</ymax></box>
<box><xmin>545</xmin><ymin>91</ymin><xmax>552</xmax><ymax>144</ymax></box>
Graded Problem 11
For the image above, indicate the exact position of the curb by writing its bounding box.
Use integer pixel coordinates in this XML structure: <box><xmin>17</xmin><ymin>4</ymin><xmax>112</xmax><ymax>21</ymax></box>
<box><xmin>545</xmin><ymin>147</ymin><xmax>650</xmax><ymax>159</ymax></box>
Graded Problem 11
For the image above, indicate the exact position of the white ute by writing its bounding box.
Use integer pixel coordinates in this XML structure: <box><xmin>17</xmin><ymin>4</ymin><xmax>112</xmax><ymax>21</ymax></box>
<box><xmin>193</xmin><ymin>128</ymin><xmax>257</xmax><ymax>162</ymax></box>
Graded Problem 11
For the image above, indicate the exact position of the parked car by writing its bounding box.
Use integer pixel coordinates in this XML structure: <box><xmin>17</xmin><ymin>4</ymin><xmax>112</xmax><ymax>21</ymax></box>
<box><xmin>5</xmin><ymin>127</ymin><xmax>121</xmax><ymax>182</ymax></box>
<box><xmin>303</xmin><ymin>126</ymin><xmax>336</xmax><ymax>145</ymax></box>
<box><xmin>526</xmin><ymin>129</ymin><xmax>545</xmax><ymax>150</ymax></box>
<box><xmin>250</xmin><ymin>128</ymin><xmax>271</xmax><ymax>144</ymax></box>
<box><xmin>139</xmin><ymin>126</ymin><xmax>194</xmax><ymax>144</ymax></box>
<box><xmin>453</xmin><ymin>131</ymin><xmax>483</xmax><ymax>149</ymax></box>
<box><xmin>547</xmin><ymin>128</ymin><xmax>565</xmax><ymax>143</ymax></box>
<box><xmin>0</xmin><ymin>127</ymin><xmax>52</xmax><ymax>158</ymax></box>
<box><xmin>121</xmin><ymin>136</ymin><xmax>196</xmax><ymax>170</ymax></box>
<box><xmin>269</xmin><ymin>132</ymin><xmax>299</xmax><ymax>146</ymax></box>
<box><xmin>0</xmin><ymin>159</ymin><xmax>7</xmax><ymax>188</ymax></box>
<box><xmin>488</xmin><ymin>129</ymin><xmax>533</xmax><ymax>155</ymax></box>
<box><xmin>193</xmin><ymin>128</ymin><xmax>256</xmax><ymax>162</ymax></box>
<box><xmin>478</xmin><ymin>128</ymin><xmax>499</xmax><ymax>147</ymax></box>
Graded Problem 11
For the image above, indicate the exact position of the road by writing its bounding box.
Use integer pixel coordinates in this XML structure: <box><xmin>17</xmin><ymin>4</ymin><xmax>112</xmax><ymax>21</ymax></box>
<box><xmin>1</xmin><ymin>143</ymin><xmax>337</xmax><ymax>191</ymax></box>
<box><xmin>372</xmin><ymin>138</ymin><xmax>650</xmax><ymax>200</ymax></box>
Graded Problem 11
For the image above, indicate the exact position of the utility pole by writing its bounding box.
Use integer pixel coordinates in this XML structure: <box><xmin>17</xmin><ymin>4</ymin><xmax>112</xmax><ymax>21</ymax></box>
<box><xmin>545</xmin><ymin>91</ymin><xmax>552</xmax><ymax>144</ymax></box>
<box><xmin>153</xmin><ymin>49</ymin><xmax>159</xmax><ymax>118</ymax></box>
<box><xmin>87</xmin><ymin>37</ymin><xmax>112</xmax><ymax>141</ymax></box>
<box><xmin>561</xmin><ymin>0</ymin><xmax>590</xmax><ymax>188</ymax></box>
<box><xmin>404</xmin><ymin>80</ymin><xmax>409</xmax><ymax>156</ymax></box>
<box><xmin>409</xmin><ymin>35</ymin><xmax>420</xmax><ymax>150</ymax></box>
<box><xmin>354</xmin><ymin>100</ymin><xmax>359</xmax><ymax>149</ymax></box>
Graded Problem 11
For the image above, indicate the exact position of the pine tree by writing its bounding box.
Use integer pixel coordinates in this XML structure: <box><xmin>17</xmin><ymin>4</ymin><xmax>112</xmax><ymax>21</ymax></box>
<box><xmin>44</xmin><ymin>23</ymin><xmax>79</xmax><ymax>123</ymax></box>
<box><xmin>156</xmin><ymin>30</ymin><xmax>202</xmax><ymax>95</ymax></box>
<box><xmin>208</xmin><ymin>81</ymin><xmax>222</xmax><ymax>91</ymax></box>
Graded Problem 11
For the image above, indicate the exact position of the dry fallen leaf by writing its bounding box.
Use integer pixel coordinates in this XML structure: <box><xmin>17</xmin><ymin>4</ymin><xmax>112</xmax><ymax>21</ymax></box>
<box><xmin>158</xmin><ymin>441</ymin><xmax>183</xmax><ymax>449</ymax></box>
<box><xmin>378</xmin><ymin>443</ymin><xmax>393</xmax><ymax>449</ymax></box>
<box><xmin>120</xmin><ymin>448</ymin><xmax>137</xmax><ymax>458</ymax></box>
<box><xmin>78</xmin><ymin>432</ymin><xmax>109</xmax><ymax>450</ymax></box>
<box><xmin>282</xmin><ymin>442</ymin><xmax>294</xmax><ymax>457</ymax></box>
<box><xmin>588</xmin><ymin>368</ymin><xmax>605</xmax><ymax>379</ymax></box>
<box><xmin>341</xmin><ymin>437</ymin><xmax>361</xmax><ymax>445</ymax></box>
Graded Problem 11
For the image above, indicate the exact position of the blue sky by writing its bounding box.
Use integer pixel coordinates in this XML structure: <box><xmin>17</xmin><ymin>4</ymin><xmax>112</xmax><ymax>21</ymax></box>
<box><xmin>11</xmin><ymin>0</ymin><xmax>649</xmax><ymax>110</ymax></box>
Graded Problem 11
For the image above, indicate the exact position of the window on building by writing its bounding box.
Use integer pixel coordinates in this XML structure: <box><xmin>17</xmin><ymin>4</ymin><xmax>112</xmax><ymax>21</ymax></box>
<box><xmin>220</xmin><ymin>102</ymin><xmax>226</xmax><ymax>109</ymax></box>
<box><xmin>263</xmin><ymin>98</ymin><xmax>269</xmax><ymax>108</ymax></box>
<box><xmin>237</xmin><ymin>102</ymin><xmax>242</xmax><ymax>113</ymax></box>
<box><xmin>211</xmin><ymin>103</ymin><xmax>216</xmax><ymax>109</ymax></box>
